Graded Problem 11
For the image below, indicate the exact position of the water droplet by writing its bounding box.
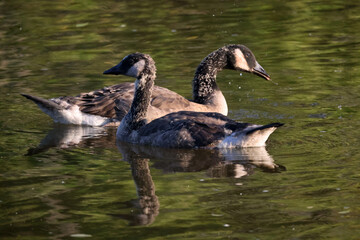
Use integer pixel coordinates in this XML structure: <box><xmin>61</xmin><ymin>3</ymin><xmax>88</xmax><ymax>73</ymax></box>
<box><xmin>199</xmin><ymin>179</ymin><xmax>205</xmax><ymax>182</ymax></box>
<box><xmin>263</xmin><ymin>190</ymin><xmax>269</xmax><ymax>193</ymax></box>
<box><xmin>211</xmin><ymin>213</ymin><xmax>223</xmax><ymax>217</ymax></box>
<box><xmin>239</xmin><ymin>73</ymin><xmax>243</xmax><ymax>76</ymax></box>
<box><xmin>223</xmin><ymin>224</ymin><xmax>230</xmax><ymax>227</ymax></box>
<box><xmin>70</xmin><ymin>233</ymin><xmax>92</xmax><ymax>238</ymax></box>
<box><xmin>338</xmin><ymin>210</ymin><xmax>350</xmax><ymax>214</ymax></box>
<box><xmin>75</xmin><ymin>22</ymin><xmax>89</xmax><ymax>28</ymax></box>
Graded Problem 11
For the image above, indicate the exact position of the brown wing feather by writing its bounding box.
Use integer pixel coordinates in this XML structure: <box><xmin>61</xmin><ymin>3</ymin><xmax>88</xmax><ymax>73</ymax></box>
<box><xmin>74</xmin><ymin>83</ymin><xmax>134</xmax><ymax>118</ymax></box>
<box><xmin>150</xmin><ymin>87</ymin><xmax>191</xmax><ymax>109</ymax></box>
<box><xmin>62</xmin><ymin>82</ymin><xmax>205</xmax><ymax>121</ymax></box>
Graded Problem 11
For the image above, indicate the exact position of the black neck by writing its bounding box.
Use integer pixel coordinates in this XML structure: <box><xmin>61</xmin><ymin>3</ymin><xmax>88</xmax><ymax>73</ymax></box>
<box><xmin>192</xmin><ymin>47</ymin><xmax>228</xmax><ymax>104</ymax></box>
<box><xmin>125</xmin><ymin>73</ymin><xmax>155</xmax><ymax>131</ymax></box>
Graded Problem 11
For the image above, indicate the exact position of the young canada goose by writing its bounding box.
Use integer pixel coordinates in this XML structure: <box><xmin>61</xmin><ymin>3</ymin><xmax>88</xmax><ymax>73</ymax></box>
<box><xmin>21</xmin><ymin>45</ymin><xmax>270</xmax><ymax>127</ymax></box>
<box><xmin>116</xmin><ymin>53</ymin><xmax>283</xmax><ymax>148</ymax></box>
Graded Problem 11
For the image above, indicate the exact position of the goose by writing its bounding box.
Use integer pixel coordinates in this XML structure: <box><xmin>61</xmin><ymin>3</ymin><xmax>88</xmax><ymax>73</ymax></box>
<box><xmin>116</xmin><ymin>52</ymin><xmax>283</xmax><ymax>148</ymax></box>
<box><xmin>21</xmin><ymin>45</ymin><xmax>270</xmax><ymax>127</ymax></box>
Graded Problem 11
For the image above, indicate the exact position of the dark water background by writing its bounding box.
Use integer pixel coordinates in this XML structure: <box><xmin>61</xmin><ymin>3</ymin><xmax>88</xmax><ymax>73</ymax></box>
<box><xmin>1</xmin><ymin>0</ymin><xmax>360</xmax><ymax>239</ymax></box>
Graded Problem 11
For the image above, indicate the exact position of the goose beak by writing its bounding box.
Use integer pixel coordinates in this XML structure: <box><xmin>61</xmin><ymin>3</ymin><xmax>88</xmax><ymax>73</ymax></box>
<box><xmin>103</xmin><ymin>63</ymin><xmax>122</xmax><ymax>75</ymax></box>
<box><xmin>252</xmin><ymin>61</ymin><xmax>271</xmax><ymax>81</ymax></box>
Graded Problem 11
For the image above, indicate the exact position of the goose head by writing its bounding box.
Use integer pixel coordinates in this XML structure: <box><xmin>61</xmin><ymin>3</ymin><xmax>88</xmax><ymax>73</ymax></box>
<box><xmin>103</xmin><ymin>53</ymin><xmax>156</xmax><ymax>78</ymax></box>
<box><xmin>226</xmin><ymin>45</ymin><xmax>271</xmax><ymax>81</ymax></box>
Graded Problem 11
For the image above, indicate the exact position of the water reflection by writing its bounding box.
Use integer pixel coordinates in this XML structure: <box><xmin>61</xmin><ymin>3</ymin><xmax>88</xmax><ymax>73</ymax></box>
<box><xmin>26</xmin><ymin>125</ymin><xmax>110</xmax><ymax>155</ymax></box>
<box><xmin>117</xmin><ymin>141</ymin><xmax>285</xmax><ymax>176</ymax></box>
<box><xmin>27</xmin><ymin>125</ymin><xmax>285</xmax><ymax>226</ymax></box>
<box><xmin>118</xmin><ymin>142</ymin><xmax>285</xmax><ymax>225</ymax></box>
<box><xmin>26</xmin><ymin>123</ymin><xmax>284</xmax><ymax>193</ymax></box>
<box><xmin>117</xmin><ymin>141</ymin><xmax>285</xmax><ymax>226</ymax></box>
<box><xmin>110</xmin><ymin>155</ymin><xmax>159</xmax><ymax>226</ymax></box>
<box><xmin>41</xmin><ymin>190</ymin><xmax>81</xmax><ymax>239</ymax></box>
<box><xmin>27</xmin><ymin>124</ymin><xmax>284</xmax><ymax>176</ymax></box>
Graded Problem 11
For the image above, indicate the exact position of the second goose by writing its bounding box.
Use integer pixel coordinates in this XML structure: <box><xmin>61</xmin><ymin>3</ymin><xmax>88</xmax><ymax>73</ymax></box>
<box><xmin>21</xmin><ymin>45</ymin><xmax>270</xmax><ymax>126</ymax></box>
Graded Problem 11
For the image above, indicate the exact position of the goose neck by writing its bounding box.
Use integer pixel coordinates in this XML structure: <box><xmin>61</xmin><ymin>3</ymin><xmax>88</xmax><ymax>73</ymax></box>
<box><xmin>123</xmin><ymin>73</ymin><xmax>155</xmax><ymax>131</ymax></box>
<box><xmin>192</xmin><ymin>48</ymin><xmax>228</xmax><ymax>104</ymax></box>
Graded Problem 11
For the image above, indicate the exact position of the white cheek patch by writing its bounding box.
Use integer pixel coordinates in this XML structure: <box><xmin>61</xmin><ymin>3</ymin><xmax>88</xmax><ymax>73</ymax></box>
<box><xmin>127</xmin><ymin>59</ymin><xmax>145</xmax><ymax>77</ymax></box>
<box><xmin>234</xmin><ymin>48</ymin><xmax>250</xmax><ymax>71</ymax></box>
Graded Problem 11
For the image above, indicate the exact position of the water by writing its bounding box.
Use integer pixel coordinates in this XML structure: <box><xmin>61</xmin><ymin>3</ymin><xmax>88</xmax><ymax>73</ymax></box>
<box><xmin>1</xmin><ymin>0</ymin><xmax>360</xmax><ymax>239</ymax></box>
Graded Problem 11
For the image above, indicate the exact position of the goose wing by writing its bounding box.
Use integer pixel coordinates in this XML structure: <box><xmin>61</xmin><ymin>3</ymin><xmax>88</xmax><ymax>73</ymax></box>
<box><xmin>65</xmin><ymin>81</ymin><xmax>193</xmax><ymax>121</ymax></box>
<box><xmin>74</xmin><ymin>83</ymin><xmax>189</xmax><ymax>119</ymax></box>
<box><xmin>150</xmin><ymin>87</ymin><xmax>191</xmax><ymax>110</ymax></box>
<box><xmin>74</xmin><ymin>83</ymin><xmax>134</xmax><ymax>119</ymax></box>
<box><xmin>137</xmin><ymin>111</ymin><xmax>252</xmax><ymax>148</ymax></box>
<box><xmin>23</xmin><ymin>83</ymin><xmax>200</xmax><ymax>122</ymax></box>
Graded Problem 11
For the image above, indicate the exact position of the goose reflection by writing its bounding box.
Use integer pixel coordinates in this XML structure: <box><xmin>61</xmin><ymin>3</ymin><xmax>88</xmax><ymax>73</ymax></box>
<box><xmin>115</xmin><ymin>142</ymin><xmax>285</xmax><ymax>226</ymax></box>
<box><xmin>27</xmin><ymin>124</ymin><xmax>284</xmax><ymax>175</ymax></box>
<box><xmin>26</xmin><ymin>124</ymin><xmax>112</xmax><ymax>155</ymax></box>
<box><xmin>26</xmin><ymin>124</ymin><xmax>285</xmax><ymax>226</ymax></box>
<box><xmin>117</xmin><ymin>141</ymin><xmax>285</xmax><ymax>176</ymax></box>
<box><xmin>111</xmin><ymin>149</ymin><xmax>159</xmax><ymax>226</ymax></box>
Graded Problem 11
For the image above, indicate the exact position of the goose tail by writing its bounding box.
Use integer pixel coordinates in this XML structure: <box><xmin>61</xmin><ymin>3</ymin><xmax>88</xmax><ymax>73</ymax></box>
<box><xmin>21</xmin><ymin>93</ymin><xmax>113</xmax><ymax>126</ymax></box>
<box><xmin>219</xmin><ymin>122</ymin><xmax>283</xmax><ymax>148</ymax></box>
<box><xmin>246</xmin><ymin>122</ymin><xmax>284</xmax><ymax>135</ymax></box>
<box><xmin>21</xmin><ymin>93</ymin><xmax>66</xmax><ymax>122</ymax></box>
<box><xmin>243</xmin><ymin>122</ymin><xmax>283</xmax><ymax>147</ymax></box>
<box><xmin>21</xmin><ymin>94</ymin><xmax>63</xmax><ymax>111</ymax></box>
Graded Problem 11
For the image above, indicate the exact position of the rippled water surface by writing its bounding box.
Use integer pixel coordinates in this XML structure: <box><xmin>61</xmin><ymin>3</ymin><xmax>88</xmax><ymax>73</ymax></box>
<box><xmin>1</xmin><ymin>0</ymin><xmax>360</xmax><ymax>239</ymax></box>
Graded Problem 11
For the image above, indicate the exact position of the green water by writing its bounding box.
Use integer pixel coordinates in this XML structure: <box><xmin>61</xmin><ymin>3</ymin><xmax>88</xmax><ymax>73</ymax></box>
<box><xmin>1</xmin><ymin>0</ymin><xmax>360</xmax><ymax>239</ymax></box>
